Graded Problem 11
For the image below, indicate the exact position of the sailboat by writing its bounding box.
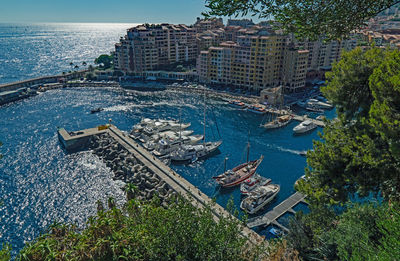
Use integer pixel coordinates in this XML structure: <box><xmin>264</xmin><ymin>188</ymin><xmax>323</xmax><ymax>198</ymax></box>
<box><xmin>261</xmin><ymin>86</ymin><xmax>293</xmax><ymax>129</ymax></box>
<box><xmin>212</xmin><ymin>142</ymin><xmax>264</xmax><ymax>187</ymax></box>
<box><xmin>170</xmin><ymin>91</ymin><xmax>222</xmax><ymax>163</ymax></box>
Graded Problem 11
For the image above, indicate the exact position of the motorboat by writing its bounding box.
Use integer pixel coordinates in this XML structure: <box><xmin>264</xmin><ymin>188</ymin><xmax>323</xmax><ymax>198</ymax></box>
<box><xmin>90</xmin><ymin>107</ymin><xmax>103</xmax><ymax>114</ymax></box>
<box><xmin>263</xmin><ymin>114</ymin><xmax>293</xmax><ymax>129</ymax></box>
<box><xmin>240</xmin><ymin>173</ymin><xmax>271</xmax><ymax>194</ymax></box>
<box><xmin>240</xmin><ymin>184</ymin><xmax>280</xmax><ymax>214</ymax></box>
<box><xmin>297</xmin><ymin>99</ymin><xmax>333</xmax><ymax>110</ymax></box>
<box><xmin>170</xmin><ymin>141</ymin><xmax>222</xmax><ymax>162</ymax></box>
<box><xmin>229</xmin><ymin>100</ymin><xmax>247</xmax><ymax>109</ymax></box>
<box><xmin>306</xmin><ymin>105</ymin><xmax>324</xmax><ymax>113</ymax></box>
<box><xmin>247</xmin><ymin>104</ymin><xmax>267</xmax><ymax>114</ymax></box>
<box><xmin>131</xmin><ymin>118</ymin><xmax>155</xmax><ymax>134</ymax></box>
<box><xmin>213</xmin><ymin>155</ymin><xmax>264</xmax><ymax>187</ymax></box>
<box><xmin>293</xmin><ymin>120</ymin><xmax>317</xmax><ymax>134</ymax></box>
<box><xmin>152</xmin><ymin>135</ymin><xmax>204</xmax><ymax>156</ymax></box>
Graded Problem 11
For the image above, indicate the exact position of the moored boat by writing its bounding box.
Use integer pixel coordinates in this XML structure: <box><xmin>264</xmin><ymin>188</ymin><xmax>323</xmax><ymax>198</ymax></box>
<box><xmin>170</xmin><ymin>141</ymin><xmax>222</xmax><ymax>162</ymax></box>
<box><xmin>263</xmin><ymin>114</ymin><xmax>293</xmax><ymax>129</ymax></box>
<box><xmin>240</xmin><ymin>173</ymin><xmax>271</xmax><ymax>194</ymax></box>
<box><xmin>240</xmin><ymin>184</ymin><xmax>280</xmax><ymax>214</ymax></box>
<box><xmin>247</xmin><ymin>104</ymin><xmax>267</xmax><ymax>114</ymax></box>
<box><xmin>152</xmin><ymin>134</ymin><xmax>204</xmax><ymax>157</ymax></box>
<box><xmin>213</xmin><ymin>155</ymin><xmax>264</xmax><ymax>187</ymax></box>
<box><xmin>293</xmin><ymin>120</ymin><xmax>317</xmax><ymax>134</ymax></box>
<box><xmin>228</xmin><ymin>100</ymin><xmax>247</xmax><ymax>109</ymax></box>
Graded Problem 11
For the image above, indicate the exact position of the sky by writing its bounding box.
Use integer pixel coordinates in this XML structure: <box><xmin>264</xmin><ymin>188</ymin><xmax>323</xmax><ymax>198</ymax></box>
<box><xmin>0</xmin><ymin>0</ymin><xmax>239</xmax><ymax>24</ymax></box>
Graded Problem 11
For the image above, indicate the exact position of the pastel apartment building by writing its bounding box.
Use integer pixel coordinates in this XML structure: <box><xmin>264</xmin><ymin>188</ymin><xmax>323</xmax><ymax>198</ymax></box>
<box><xmin>197</xmin><ymin>28</ymin><xmax>310</xmax><ymax>93</ymax></box>
<box><xmin>114</xmin><ymin>23</ymin><xmax>197</xmax><ymax>73</ymax></box>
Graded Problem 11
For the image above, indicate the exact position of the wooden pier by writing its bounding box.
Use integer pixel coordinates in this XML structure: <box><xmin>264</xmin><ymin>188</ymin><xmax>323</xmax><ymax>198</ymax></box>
<box><xmin>246</xmin><ymin>192</ymin><xmax>307</xmax><ymax>230</ymax></box>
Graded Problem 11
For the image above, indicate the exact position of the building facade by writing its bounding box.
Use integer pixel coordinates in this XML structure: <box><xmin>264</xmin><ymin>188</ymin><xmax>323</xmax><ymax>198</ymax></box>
<box><xmin>114</xmin><ymin>24</ymin><xmax>197</xmax><ymax>73</ymax></box>
<box><xmin>197</xmin><ymin>29</ymin><xmax>309</xmax><ymax>92</ymax></box>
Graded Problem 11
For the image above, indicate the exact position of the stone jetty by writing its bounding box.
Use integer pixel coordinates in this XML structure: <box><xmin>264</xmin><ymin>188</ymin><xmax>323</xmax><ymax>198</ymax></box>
<box><xmin>88</xmin><ymin>133</ymin><xmax>174</xmax><ymax>205</ymax></box>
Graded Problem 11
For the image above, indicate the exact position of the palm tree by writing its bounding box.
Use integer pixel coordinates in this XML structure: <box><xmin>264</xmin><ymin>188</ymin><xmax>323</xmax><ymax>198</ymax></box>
<box><xmin>88</xmin><ymin>65</ymin><xmax>94</xmax><ymax>72</ymax></box>
<box><xmin>124</xmin><ymin>183</ymin><xmax>138</xmax><ymax>201</ymax></box>
<box><xmin>69</xmin><ymin>62</ymin><xmax>74</xmax><ymax>71</ymax></box>
<box><xmin>74</xmin><ymin>65</ymin><xmax>79</xmax><ymax>71</ymax></box>
<box><xmin>82</xmin><ymin>61</ymin><xmax>87</xmax><ymax>70</ymax></box>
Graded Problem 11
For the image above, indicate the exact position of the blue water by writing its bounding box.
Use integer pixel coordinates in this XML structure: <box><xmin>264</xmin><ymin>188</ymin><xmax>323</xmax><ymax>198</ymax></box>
<box><xmin>0</xmin><ymin>23</ymin><xmax>334</xmax><ymax>254</ymax></box>
<box><xmin>0</xmin><ymin>23</ymin><xmax>135</xmax><ymax>84</ymax></box>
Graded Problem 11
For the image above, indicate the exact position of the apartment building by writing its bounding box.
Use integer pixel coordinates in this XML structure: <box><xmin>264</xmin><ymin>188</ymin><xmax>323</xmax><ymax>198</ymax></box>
<box><xmin>197</xmin><ymin>29</ymin><xmax>308</xmax><ymax>92</ymax></box>
<box><xmin>194</xmin><ymin>17</ymin><xmax>224</xmax><ymax>34</ymax></box>
<box><xmin>282</xmin><ymin>46</ymin><xmax>309</xmax><ymax>92</ymax></box>
<box><xmin>196</xmin><ymin>28</ymin><xmax>225</xmax><ymax>53</ymax></box>
<box><xmin>114</xmin><ymin>23</ymin><xmax>197</xmax><ymax>73</ymax></box>
<box><xmin>298</xmin><ymin>38</ymin><xmax>356</xmax><ymax>71</ymax></box>
<box><xmin>227</xmin><ymin>19</ymin><xmax>255</xmax><ymax>28</ymax></box>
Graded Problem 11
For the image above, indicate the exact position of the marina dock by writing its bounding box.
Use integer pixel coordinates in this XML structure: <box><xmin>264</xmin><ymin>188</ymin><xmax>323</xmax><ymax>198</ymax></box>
<box><xmin>247</xmin><ymin>192</ymin><xmax>307</xmax><ymax>230</ymax></box>
<box><xmin>58</xmin><ymin>124</ymin><xmax>264</xmax><ymax>244</ymax></box>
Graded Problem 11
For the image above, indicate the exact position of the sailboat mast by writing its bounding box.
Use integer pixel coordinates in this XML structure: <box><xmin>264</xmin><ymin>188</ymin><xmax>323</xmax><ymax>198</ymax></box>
<box><xmin>224</xmin><ymin>156</ymin><xmax>228</xmax><ymax>172</ymax></box>
<box><xmin>179</xmin><ymin>108</ymin><xmax>182</xmax><ymax>139</ymax></box>
<box><xmin>203</xmin><ymin>91</ymin><xmax>206</xmax><ymax>146</ymax></box>
<box><xmin>247</xmin><ymin>142</ymin><xmax>250</xmax><ymax>163</ymax></box>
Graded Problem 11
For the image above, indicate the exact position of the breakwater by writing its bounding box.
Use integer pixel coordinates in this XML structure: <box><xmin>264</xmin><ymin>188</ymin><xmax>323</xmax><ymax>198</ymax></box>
<box><xmin>0</xmin><ymin>71</ymin><xmax>87</xmax><ymax>92</ymax></box>
<box><xmin>89</xmin><ymin>132</ymin><xmax>175</xmax><ymax>204</ymax></box>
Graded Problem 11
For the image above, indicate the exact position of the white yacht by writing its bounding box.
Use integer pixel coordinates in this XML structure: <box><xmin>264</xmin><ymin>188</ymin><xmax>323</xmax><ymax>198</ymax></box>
<box><xmin>152</xmin><ymin>135</ymin><xmax>204</xmax><ymax>157</ymax></box>
<box><xmin>240</xmin><ymin>184</ymin><xmax>280</xmax><ymax>214</ymax></box>
<box><xmin>170</xmin><ymin>141</ymin><xmax>222</xmax><ymax>162</ymax></box>
<box><xmin>240</xmin><ymin>174</ymin><xmax>271</xmax><ymax>195</ymax></box>
<box><xmin>293</xmin><ymin>120</ymin><xmax>317</xmax><ymax>134</ymax></box>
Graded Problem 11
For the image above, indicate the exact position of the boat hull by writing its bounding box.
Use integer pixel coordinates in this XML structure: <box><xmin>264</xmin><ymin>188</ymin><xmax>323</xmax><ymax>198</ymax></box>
<box><xmin>213</xmin><ymin>156</ymin><xmax>264</xmax><ymax>187</ymax></box>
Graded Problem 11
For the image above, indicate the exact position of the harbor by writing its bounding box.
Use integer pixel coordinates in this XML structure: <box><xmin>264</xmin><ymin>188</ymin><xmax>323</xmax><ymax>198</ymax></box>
<box><xmin>0</xmin><ymin>85</ymin><xmax>333</xmax><ymax>250</ymax></box>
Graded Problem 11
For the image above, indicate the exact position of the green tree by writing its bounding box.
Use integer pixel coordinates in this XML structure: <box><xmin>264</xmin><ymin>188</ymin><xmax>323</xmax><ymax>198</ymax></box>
<box><xmin>94</xmin><ymin>54</ymin><xmax>114</xmax><ymax>69</ymax></box>
<box><xmin>203</xmin><ymin>0</ymin><xmax>400</xmax><ymax>39</ymax></box>
<box><xmin>17</xmin><ymin>197</ymin><xmax>259</xmax><ymax>261</ymax></box>
<box><xmin>124</xmin><ymin>183</ymin><xmax>138</xmax><ymax>201</ymax></box>
<box><xmin>0</xmin><ymin>244</ymin><xmax>11</xmax><ymax>261</ymax></box>
<box><xmin>297</xmin><ymin>47</ymin><xmax>400</xmax><ymax>205</ymax></box>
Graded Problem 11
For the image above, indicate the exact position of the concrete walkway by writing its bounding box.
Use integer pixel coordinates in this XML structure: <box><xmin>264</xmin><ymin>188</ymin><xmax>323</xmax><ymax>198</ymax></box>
<box><xmin>247</xmin><ymin>192</ymin><xmax>307</xmax><ymax>229</ymax></box>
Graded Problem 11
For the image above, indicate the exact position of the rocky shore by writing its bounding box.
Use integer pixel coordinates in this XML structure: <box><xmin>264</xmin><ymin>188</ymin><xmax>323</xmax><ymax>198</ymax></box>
<box><xmin>88</xmin><ymin>133</ymin><xmax>176</xmax><ymax>206</ymax></box>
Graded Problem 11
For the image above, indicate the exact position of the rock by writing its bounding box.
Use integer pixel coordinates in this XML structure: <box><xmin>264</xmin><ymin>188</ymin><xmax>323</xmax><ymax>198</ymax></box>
<box><xmin>144</xmin><ymin>181</ymin><xmax>154</xmax><ymax>190</ymax></box>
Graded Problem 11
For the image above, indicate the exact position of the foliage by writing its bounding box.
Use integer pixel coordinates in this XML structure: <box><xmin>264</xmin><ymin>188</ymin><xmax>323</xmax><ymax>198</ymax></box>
<box><xmin>297</xmin><ymin>47</ymin><xmax>400</xmax><ymax>205</ymax></box>
<box><xmin>85</xmin><ymin>72</ymin><xmax>96</xmax><ymax>81</ymax></box>
<box><xmin>17</xmin><ymin>196</ymin><xmax>259</xmax><ymax>261</ymax></box>
<box><xmin>203</xmin><ymin>0</ymin><xmax>400</xmax><ymax>39</ymax></box>
<box><xmin>0</xmin><ymin>244</ymin><xmax>11</xmax><ymax>261</ymax></box>
<box><xmin>287</xmin><ymin>203</ymin><xmax>400</xmax><ymax>260</ymax></box>
<box><xmin>94</xmin><ymin>54</ymin><xmax>114</xmax><ymax>69</ymax></box>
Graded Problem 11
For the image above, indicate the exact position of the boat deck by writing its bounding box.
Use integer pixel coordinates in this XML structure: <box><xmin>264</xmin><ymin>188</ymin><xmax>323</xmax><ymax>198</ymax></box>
<box><xmin>292</xmin><ymin>115</ymin><xmax>325</xmax><ymax>127</ymax></box>
<box><xmin>246</xmin><ymin>192</ymin><xmax>307</xmax><ymax>230</ymax></box>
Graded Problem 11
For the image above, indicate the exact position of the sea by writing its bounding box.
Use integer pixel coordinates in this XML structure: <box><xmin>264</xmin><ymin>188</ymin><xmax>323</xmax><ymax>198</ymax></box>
<box><xmin>0</xmin><ymin>23</ymin><xmax>334</xmax><ymax>255</ymax></box>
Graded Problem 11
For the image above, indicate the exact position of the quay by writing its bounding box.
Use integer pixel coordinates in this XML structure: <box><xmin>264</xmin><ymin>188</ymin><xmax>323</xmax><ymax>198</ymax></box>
<box><xmin>246</xmin><ymin>192</ymin><xmax>307</xmax><ymax>231</ymax></box>
<box><xmin>58</xmin><ymin>124</ymin><xmax>264</xmax><ymax>244</ymax></box>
